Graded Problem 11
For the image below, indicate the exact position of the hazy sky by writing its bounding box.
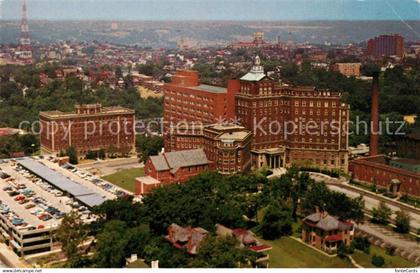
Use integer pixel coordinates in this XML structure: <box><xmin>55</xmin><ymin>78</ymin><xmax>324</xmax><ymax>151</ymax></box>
<box><xmin>1</xmin><ymin>0</ymin><xmax>419</xmax><ymax>21</ymax></box>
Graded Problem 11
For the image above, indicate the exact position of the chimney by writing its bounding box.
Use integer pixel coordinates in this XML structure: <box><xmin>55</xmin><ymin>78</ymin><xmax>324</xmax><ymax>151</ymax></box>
<box><xmin>370</xmin><ymin>74</ymin><xmax>380</xmax><ymax>156</ymax></box>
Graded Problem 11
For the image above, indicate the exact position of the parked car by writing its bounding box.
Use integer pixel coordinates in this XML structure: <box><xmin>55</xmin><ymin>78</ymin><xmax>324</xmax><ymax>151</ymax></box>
<box><xmin>2</xmin><ymin>186</ymin><xmax>13</xmax><ymax>191</ymax></box>
<box><xmin>38</xmin><ymin>214</ymin><xmax>52</xmax><ymax>221</ymax></box>
<box><xmin>18</xmin><ymin>199</ymin><xmax>29</xmax><ymax>205</ymax></box>
<box><xmin>12</xmin><ymin>218</ymin><xmax>25</xmax><ymax>226</ymax></box>
<box><xmin>24</xmin><ymin>203</ymin><xmax>36</xmax><ymax>209</ymax></box>
<box><xmin>14</xmin><ymin>195</ymin><xmax>25</xmax><ymax>201</ymax></box>
<box><xmin>8</xmin><ymin>191</ymin><xmax>19</xmax><ymax>197</ymax></box>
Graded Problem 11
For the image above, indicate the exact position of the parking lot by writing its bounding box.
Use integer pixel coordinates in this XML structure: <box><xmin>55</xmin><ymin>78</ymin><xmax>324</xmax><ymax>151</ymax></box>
<box><xmin>39</xmin><ymin>157</ymin><xmax>132</xmax><ymax>198</ymax></box>
<box><xmin>0</xmin><ymin>155</ymin><xmax>133</xmax><ymax>236</ymax></box>
<box><xmin>0</xmin><ymin>165</ymin><xmax>75</xmax><ymax>228</ymax></box>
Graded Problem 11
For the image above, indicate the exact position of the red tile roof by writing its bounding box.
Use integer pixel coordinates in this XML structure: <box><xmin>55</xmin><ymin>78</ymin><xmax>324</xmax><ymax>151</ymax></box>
<box><xmin>249</xmin><ymin>245</ymin><xmax>273</xmax><ymax>252</ymax></box>
<box><xmin>325</xmin><ymin>234</ymin><xmax>343</xmax><ymax>242</ymax></box>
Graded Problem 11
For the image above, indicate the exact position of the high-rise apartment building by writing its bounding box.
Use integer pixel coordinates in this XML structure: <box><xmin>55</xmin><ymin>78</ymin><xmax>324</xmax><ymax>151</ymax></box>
<box><xmin>367</xmin><ymin>34</ymin><xmax>404</xmax><ymax>58</ymax></box>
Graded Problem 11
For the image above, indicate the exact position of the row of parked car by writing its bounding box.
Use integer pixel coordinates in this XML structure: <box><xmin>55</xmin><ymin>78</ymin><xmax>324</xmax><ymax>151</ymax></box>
<box><xmin>62</xmin><ymin>164</ymin><xmax>129</xmax><ymax>199</ymax></box>
<box><xmin>0</xmin><ymin>201</ymin><xmax>29</xmax><ymax>228</ymax></box>
<box><xmin>4</xmin><ymin>166</ymin><xmax>67</xmax><ymax>223</ymax></box>
<box><xmin>14</xmin><ymin>165</ymin><xmax>64</xmax><ymax>197</ymax></box>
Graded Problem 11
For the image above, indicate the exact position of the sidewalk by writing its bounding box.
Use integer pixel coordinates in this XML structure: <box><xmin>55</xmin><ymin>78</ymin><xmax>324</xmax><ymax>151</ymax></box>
<box><xmin>0</xmin><ymin>243</ymin><xmax>28</xmax><ymax>268</ymax></box>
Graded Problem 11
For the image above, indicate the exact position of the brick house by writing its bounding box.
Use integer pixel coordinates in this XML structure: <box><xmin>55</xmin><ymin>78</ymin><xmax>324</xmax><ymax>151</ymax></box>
<box><xmin>302</xmin><ymin>212</ymin><xmax>354</xmax><ymax>254</ymax></box>
<box><xmin>165</xmin><ymin>223</ymin><xmax>209</xmax><ymax>255</ymax></box>
<box><xmin>215</xmin><ymin>224</ymin><xmax>272</xmax><ymax>267</ymax></box>
<box><xmin>134</xmin><ymin>149</ymin><xmax>214</xmax><ymax>195</ymax></box>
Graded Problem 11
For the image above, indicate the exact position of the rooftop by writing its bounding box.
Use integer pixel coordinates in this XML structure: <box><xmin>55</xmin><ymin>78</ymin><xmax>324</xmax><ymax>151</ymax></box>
<box><xmin>0</xmin><ymin>128</ymin><xmax>22</xmax><ymax>137</ymax></box>
<box><xmin>219</xmin><ymin>131</ymin><xmax>250</xmax><ymax>141</ymax></box>
<box><xmin>390</xmin><ymin>158</ymin><xmax>420</xmax><ymax>166</ymax></box>
<box><xmin>150</xmin><ymin>149</ymin><xmax>209</xmax><ymax>172</ymax></box>
<box><xmin>304</xmin><ymin>212</ymin><xmax>353</xmax><ymax>231</ymax></box>
<box><xmin>17</xmin><ymin>158</ymin><xmax>109</xmax><ymax>207</ymax></box>
<box><xmin>136</xmin><ymin>176</ymin><xmax>160</xmax><ymax>185</ymax></box>
<box><xmin>40</xmin><ymin>106</ymin><xmax>134</xmax><ymax>119</ymax></box>
<box><xmin>194</xmin><ymin>84</ymin><xmax>226</xmax><ymax>94</ymax></box>
<box><xmin>240</xmin><ymin>55</ymin><xmax>267</xmax><ymax>82</ymax></box>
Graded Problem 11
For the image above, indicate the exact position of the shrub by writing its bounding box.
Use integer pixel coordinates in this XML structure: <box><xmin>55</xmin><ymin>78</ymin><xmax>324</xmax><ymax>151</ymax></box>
<box><xmin>337</xmin><ymin>244</ymin><xmax>348</xmax><ymax>259</ymax></box>
<box><xmin>385</xmin><ymin>246</ymin><xmax>396</xmax><ymax>256</ymax></box>
<box><xmin>417</xmin><ymin>229</ymin><xmax>420</xmax><ymax>243</ymax></box>
<box><xmin>371</xmin><ymin>255</ymin><xmax>385</xmax><ymax>267</ymax></box>
<box><xmin>394</xmin><ymin>210</ymin><xmax>411</xmax><ymax>234</ymax></box>
<box><xmin>351</xmin><ymin>236</ymin><xmax>370</xmax><ymax>254</ymax></box>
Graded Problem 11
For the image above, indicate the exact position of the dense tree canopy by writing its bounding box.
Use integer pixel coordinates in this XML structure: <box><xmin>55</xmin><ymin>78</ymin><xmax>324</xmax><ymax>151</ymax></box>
<box><xmin>0</xmin><ymin>65</ymin><xmax>163</xmax><ymax>129</ymax></box>
<box><xmin>56</xmin><ymin>169</ymin><xmax>367</xmax><ymax>268</ymax></box>
<box><xmin>136</xmin><ymin>135</ymin><xmax>163</xmax><ymax>163</ymax></box>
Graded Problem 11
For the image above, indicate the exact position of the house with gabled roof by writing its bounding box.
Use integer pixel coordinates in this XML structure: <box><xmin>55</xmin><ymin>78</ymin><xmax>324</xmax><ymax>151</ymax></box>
<box><xmin>165</xmin><ymin>223</ymin><xmax>209</xmax><ymax>255</ymax></box>
<box><xmin>135</xmin><ymin>149</ymin><xmax>214</xmax><ymax>195</ymax></box>
<box><xmin>302</xmin><ymin>212</ymin><xmax>354</xmax><ymax>254</ymax></box>
<box><xmin>215</xmin><ymin>224</ymin><xmax>272</xmax><ymax>267</ymax></box>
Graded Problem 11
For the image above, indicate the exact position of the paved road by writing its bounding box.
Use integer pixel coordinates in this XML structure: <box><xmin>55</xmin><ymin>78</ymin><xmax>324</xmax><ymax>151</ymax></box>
<box><xmin>78</xmin><ymin>157</ymin><xmax>144</xmax><ymax>176</ymax></box>
<box><xmin>328</xmin><ymin>185</ymin><xmax>420</xmax><ymax>230</ymax></box>
<box><xmin>309</xmin><ymin>173</ymin><xmax>420</xmax><ymax>230</ymax></box>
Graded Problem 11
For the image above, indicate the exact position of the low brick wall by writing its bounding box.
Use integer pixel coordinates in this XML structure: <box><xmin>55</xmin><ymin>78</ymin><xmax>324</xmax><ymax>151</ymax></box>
<box><xmin>355</xmin><ymin>228</ymin><xmax>420</xmax><ymax>265</ymax></box>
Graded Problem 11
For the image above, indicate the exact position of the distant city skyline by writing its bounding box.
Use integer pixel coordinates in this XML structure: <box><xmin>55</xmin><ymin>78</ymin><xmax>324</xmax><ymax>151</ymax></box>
<box><xmin>1</xmin><ymin>0</ymin><xmax>419</xmax><ymax>21</ymax></box>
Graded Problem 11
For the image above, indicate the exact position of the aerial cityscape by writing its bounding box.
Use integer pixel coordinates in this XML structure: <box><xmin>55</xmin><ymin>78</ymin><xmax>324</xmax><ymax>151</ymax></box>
<box><xmin>0</xmin><ymin>0</ymin><xmax>419</xmax><ymax>270</ymax></box>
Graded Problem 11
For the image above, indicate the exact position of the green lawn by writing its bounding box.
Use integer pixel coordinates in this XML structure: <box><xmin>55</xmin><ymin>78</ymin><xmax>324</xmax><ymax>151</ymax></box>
<box><xmin>259</xmin><ymin>237</ymin><xmax>353</xmax><ymax>268</ymax></box>
<box><xmin>102</xmin><ymin>168</ymin><xmax>144</xmax><ymax>192</ymax></box>
<box><xmin>352</xmin><ymin>245</ymin><xmax>417</xmax><ymax>268</ymax></box>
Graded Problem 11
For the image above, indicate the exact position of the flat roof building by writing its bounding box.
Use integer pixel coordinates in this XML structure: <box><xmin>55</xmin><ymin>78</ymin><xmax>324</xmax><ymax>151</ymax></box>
<box><xmin>163</xmin><ymin>70</ymin><xmax>240</xmax><ymax>151</ymax></box>
<box><xmin>236</xmin><ymin>56</ymin><xmax>349</xmax><ymax>171</ymax></box>
<box><xmin>17</xmin><ymin>158</ymin><xmax>109</xmax><ymax>207</ymax></box>
<box><xmin>367</xmin><ymin>34</ymin><xmax>404</xmax><ymax>58</ymax></box>
<box><xmin>349</xmin><ymin>155</ymin><xmax>420</xmax><ymax>197</ymax></box>
<box><xmin>168</xmin><ymin>123</ymin><xmax>252</xmax><ymax>175</ymax></box>
<box><xmin>40</xmin><ymin>104</ymin><xmax>135</xmax><ymax>156</ymax></box>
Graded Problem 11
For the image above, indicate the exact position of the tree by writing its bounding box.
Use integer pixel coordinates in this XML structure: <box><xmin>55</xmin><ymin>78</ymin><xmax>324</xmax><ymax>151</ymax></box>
<box><xmin>259</xmin><ymin>200</ymin><xmax>293</xmax><ymax>240</ymax></box>
<box><xmin>115</xmin><ymin>66</ymin><xmax>123</xmax><ymax>79</ymax></box>
<box><xmin>55</xmin><ymin>211</ymin><xmax>88</xmax><ymax>267</ymax></box>
<box><xmin>192</xmin><ymin>236</ymin><xmax>257</xmax><ymax>268</ymax></box>
<box><xmin>93</xmin><ymin>220</ymin><xmax>131</xmax><ymax>268</ymax></box>
<box><xmin>371</xmin><ymin>255</ymin><xmax>385</xmax><ymax>267</ymax></box>
<box><xmin>394</xmin><ymin>210</ymin><xmax>411</xmax><ymax>234</ymax></box>
<box><xmin>136</xmin><ymin>135</ymin><xmax>163</xmax><ymax>163</ymax></box>
<box><xmin>92</xmin><ymin>197</ymin><xmax>145</xmax><ymax>228</ymax></box>
<box><xmin>337</xmin><ymin>244</ymin><xmax>349</xmax><ymax>259</ymax></box>
<box><xmin>66</xmin><ymin>146</ymin><xmax>78</xmax><ymax>164</ymax></box>
<box><xmin>301</xmin><ymin>181</ymin><xmax>364</xmax><ymax>223</ymax></box>
<box><xmin>371</xmin><ymin>201</ymin><xmax>392</xmax><ymax>225</ymax></box>
<box><xmin>351</xmin><ymin>236</ymin><xmax>370</xmax><ymax>254</ymax></box>
<box><xmin>142</xmin><ymin>237</ymin><xmax>191</xmax><ymax>268</ymax></box>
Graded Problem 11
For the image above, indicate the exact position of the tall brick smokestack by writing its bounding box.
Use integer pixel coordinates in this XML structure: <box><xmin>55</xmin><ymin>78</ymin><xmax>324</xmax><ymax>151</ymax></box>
<box><xmin>370</xmin><ymin>74</ymin><xmax>380</xmax><ymax>156</ymax></box>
